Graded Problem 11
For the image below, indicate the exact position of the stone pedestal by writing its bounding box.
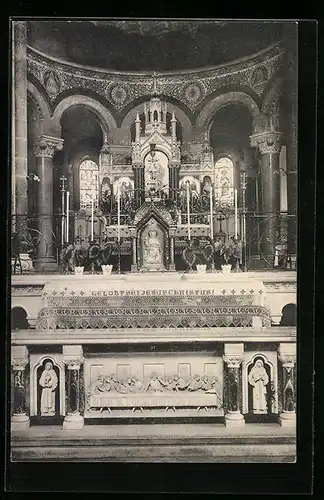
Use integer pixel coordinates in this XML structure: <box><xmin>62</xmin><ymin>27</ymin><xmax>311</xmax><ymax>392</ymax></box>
<box><xmin>223</xmin><ymin>344</ymin><xmax>245</xmax><ymax>427</ymax></box>
<box><xmin>63</xmin><ymin>345</ymin><xmax>84</xmax><ymax>430</ymax></box>
<box><xmin>11</xmin><ymin>346</ymin><xmax>30</xmax><ymax>430</ymax></box>
<box><xmin>33</xmin><ymin>135</ymin><xmax>64</xmax><ymax>272</ymax></box>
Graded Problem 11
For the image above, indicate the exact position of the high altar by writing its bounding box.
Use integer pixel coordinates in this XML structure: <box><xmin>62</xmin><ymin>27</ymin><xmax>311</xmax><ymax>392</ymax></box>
<box><xmin>10</xmin><ymin>21</ymin><xmax>298</xmax><ymax>461</ymax></box>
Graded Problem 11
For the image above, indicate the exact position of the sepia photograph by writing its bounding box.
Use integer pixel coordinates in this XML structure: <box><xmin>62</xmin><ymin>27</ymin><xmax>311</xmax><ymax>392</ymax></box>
<box><xmin>10</xmin><ymin>18</ymin><xmax>299</xmax><ymax>465</ymax></box>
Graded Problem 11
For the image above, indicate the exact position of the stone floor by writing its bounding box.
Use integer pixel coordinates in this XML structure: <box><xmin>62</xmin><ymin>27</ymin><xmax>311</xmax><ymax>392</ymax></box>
<box><xmin>11</xmin><ymin>423</ymin><xmax>296</xmax><ymax>463</ymax></box>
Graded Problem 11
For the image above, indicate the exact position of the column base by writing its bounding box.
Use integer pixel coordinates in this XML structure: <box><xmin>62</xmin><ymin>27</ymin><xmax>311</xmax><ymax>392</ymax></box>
<box><xmin>131</xmin><ymin>264</ymin><xmax>138</xmax><ymax>272</ymax></box>
<box><xmin>63</xmin><ymin>413</ymin><xmax>84</xmax><ymax>430</ymax></box>
<box><xmin>11</xmin><ymin>414</ymin><xmax>30</xmax><ymax>430</ymax></box>
<box><xmin>279</xmin><ymin>411</ymin><xmax>296</xmax><ymax>427</ymax></box>
<box><xmin>34</xmin><ymin>257</ymin><xmax>58</xmax><ymax>273</ymax></box>
<box><xmin>224</xmin><ymin>411</ymin><xmax>245</xmax><ymax>428</ymax></box>
<box><xmin>169</xmin><ymin>263</ymin><xmax>176</xmax><ymax>271</ymax></box>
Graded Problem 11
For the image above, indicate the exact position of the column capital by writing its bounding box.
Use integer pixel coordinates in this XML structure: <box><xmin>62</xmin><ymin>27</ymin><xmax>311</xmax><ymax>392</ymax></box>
<box><xmin>63</xmin><ymin>345</ymin><xmax>84</xmax><ymax>370</ymax></box>
<box><xmin>11</xmin><ymin>345</ymin><xmax>29</xmax><ymax>370</ymax></box>
<box><xmin>132</xmin><ymin>163</ymin><xmax>144</xmax><ymax>170</ymax></box>
<box><xmin>278</xmin><ymin>343</ymin><xmax>296</xmax><ymax>367</ymax></box>
<box><xmin>33</xmin><ymin>135</ymin><xmax>64</xmax><ymax>158</ymax></box>
<box><xmin>223</xmin><ymin>355</ymin><xmax>243</xmax><ymax>368</ymax></box>
<box><xmin>249</xmin><ymin>131</ymin><xmax>284</xmax><ymax>155</ymax></box>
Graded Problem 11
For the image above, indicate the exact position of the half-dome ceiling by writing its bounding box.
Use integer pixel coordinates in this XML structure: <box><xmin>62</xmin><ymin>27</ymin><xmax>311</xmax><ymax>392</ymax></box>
<box><xmin>27</xmin><ymin>20</ymin><xmax>289</xmax><ymax>72</ymax></box>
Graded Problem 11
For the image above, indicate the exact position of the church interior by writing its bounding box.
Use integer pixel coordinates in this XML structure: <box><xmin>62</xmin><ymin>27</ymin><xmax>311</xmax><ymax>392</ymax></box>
<box><xmin>11</xmin><ymin>20</ymin><xmax>297</xmax><ymax>462</ymax></box>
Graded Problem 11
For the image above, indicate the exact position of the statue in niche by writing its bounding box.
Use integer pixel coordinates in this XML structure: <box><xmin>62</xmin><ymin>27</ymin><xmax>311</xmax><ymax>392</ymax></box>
<box><xmin>143</xmin><ymin>229</ymin><xmax>163</xmax><ymax>266</ymax></box>
<box><xmin>39</xmin><ymin>361</ymin><xmax>58</xmax><ymax>416</ymax></box>
<box><xmin>248</xmin><ymin>359</ymin><xmax>269</xmax><ymax>414</ymax></box>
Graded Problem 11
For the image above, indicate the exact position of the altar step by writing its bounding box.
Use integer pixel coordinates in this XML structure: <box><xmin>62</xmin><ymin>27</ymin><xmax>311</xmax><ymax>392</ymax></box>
<box><xmin>11</xmin><ymin>423</ymin><xmax>296</xmax><ymax>463</ymax></box>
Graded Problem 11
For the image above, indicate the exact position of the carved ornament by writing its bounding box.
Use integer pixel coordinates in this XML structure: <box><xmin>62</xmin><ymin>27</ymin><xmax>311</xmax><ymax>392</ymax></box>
<box><xmin>222</xmin><ymin>355</ymin><xmax>243</xmax><ymax>368</ymax></box>
<box><xmin>33</xmin><ymin>135</ymin><xmax>64</xmax><ymax>158</ymax></box>
<box><xmin>64</xmin><ymin>357</ymin><xmax>84</xmax><ymax>370</ymax></box>
<box><xmin>250</xmin><ymin>131</ymin><xmax>284</xmax><ymax>155</ymax></box>
<box><xmin>12</xmin><ymin>358</ymin><xmax>28</xmax><ymax>370</ymax></box>
<box><xmin>278</xmin><ymin>354</ymin><xmax>296</xmax><ymax>368</ymax></box>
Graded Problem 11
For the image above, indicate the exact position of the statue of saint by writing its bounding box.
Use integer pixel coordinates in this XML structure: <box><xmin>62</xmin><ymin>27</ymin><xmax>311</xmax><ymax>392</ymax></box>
<box><xmin>143</xmin><ymin>229</ymin><xmax>163</xmax><ymax>265</ymax></box>
<box><xmin>248</xmin><ymin>359</ymin><xmax>269</xmax><ymax>413</ymax></box>
<box><xmin>39</xmin><ymin>362</ymin><xmax>58</xmax><ymax>416</ymax></box>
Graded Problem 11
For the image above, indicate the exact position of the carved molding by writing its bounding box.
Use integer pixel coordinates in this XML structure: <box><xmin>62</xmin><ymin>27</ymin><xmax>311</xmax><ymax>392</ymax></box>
<box><xmin>33</xmin><ymin>135</ymin><xmax>64</xmax><ymax>158</ymax></box>
<box><xmin>11</xmin><ymin>284</ymin><xmax>45</xmax><ymax>295</ymax></box>
<box><xmin>27</xmin><ymin>43</ymin><xmax>284</xmax><ymax>114</ymax></box>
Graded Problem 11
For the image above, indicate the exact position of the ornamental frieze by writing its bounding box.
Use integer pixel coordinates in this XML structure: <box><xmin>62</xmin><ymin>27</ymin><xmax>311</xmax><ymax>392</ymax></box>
<box><xmin>27</xmin><ymin>44</ymin><xmax>284</xmax><ymax>114</ymax></box>
<box><xmin>11</xmin><ymin>284</ymin><xmax>45</xmax><ymax>295</ymax></box>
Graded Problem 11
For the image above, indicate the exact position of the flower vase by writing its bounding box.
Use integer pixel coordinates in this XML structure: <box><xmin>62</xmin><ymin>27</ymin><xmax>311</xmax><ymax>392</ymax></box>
<box><xmin>101</xmin><ymin>264</ymin><xmax>113</xmax><ymax>276</ymax></box>
<box><xmin>74</xmin><ymin>266</ymin><xmax>84</xmax><ymax>275</ymax></box>
<box><xmin>221</xmin><ymin>264</ymin><xmax>232</xmax><ymax>273</ymax></box>
<box><xmin>196</xmin><ymin>264</ymin><xmax>207</xmax><ymax>274</ymax></box>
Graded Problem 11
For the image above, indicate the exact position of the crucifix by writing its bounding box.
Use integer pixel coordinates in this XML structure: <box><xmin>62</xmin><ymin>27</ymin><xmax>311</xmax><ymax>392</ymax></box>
<box><xmin>216</xmin><ymin>210</ymin><xmax>227</xmax><ymax>233</ymax></box>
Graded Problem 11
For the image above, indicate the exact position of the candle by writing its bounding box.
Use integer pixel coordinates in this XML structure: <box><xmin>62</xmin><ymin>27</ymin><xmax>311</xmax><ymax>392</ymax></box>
<box><xmin>209</xmin><ymin>185</ymin><xmax>214</xmax><ymax>241</ymax></box>
<box><xmin>186</xmin><ymin>181</ymin><xmax>191</xmax><ymax>241</ymax></box>
<box><xmin>117</xmin><ymin>186</ymin><xmax>121</xmax><ymax>242</ymax></box>
<box><xmin>234</xmin><ymin>188</ymin><xmax>238</xmax><ymax>239</ymax></box>
<box><xmin>91</xmin><ymin>184</ymin><xmax>94</xmax><ymax>242</ymax></box>
<box><xmin>66</xmin><ymin>191</ymin><xmax>70</xmax><ymax>243</ymax></box>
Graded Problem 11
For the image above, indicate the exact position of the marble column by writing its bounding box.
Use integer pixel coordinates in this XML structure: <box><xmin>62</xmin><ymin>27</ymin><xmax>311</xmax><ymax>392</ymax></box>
<box><xmin>250</xmin><ymin>131</ymin><xmax>283</xmax><ymax>265</ymax></box>
<box><xmin>13</xmin><ymin>21</ymin><xmax>28</xmax><ymax>237</ymax></box>
<box><xmin>33</xmin><ymin>135</ymin><xmax>64</xmax><ymax>272</ymax></box>
<box><xmin>278</xmin><ymin>343</ymin><xmax>296</xmax><ymax>427</ymax></box>
<box><xmin>129</xmin><ymin>227</ymin><xmax>137</xmax><ymax>272</ymax></box>
<box><xmin>11</xmin><ymin>346</ymin><xmax>30</xmax><ymax>430</ymax></box>
<box><xmin>286</xmin><ymin>69</ymin><xmax>297</xmax><ymax>259</ymax></box>
<box><xmin>133</xmin><ymin>164</ymin><xmax>145</xmax><ymax>206</ymax></box>
<box><xmin>223</xmin><ymin>343</ymin><xmax>245</xmax><ymax>427</ymax></box>
<box><xmin>63</xmin><ymin>345</ymin><xmax>84</xmax><ymax>430</ymax></box>
<box><xmin>169</xmin><ymin>164</ymin><xmax>180</xmax><ymax>201</ymax></box>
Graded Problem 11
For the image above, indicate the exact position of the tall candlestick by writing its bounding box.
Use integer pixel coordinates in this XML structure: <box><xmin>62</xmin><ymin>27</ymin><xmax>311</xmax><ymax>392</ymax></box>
<box><xmin>117</xmin><ymin>186</ymin><xmax>121</xmax><ymax>242</ymax></box>
<box><xmin>91</xmin><ymin>184</ymin><xmax>94</xmax><ymax>242</ymax></box>
<box><xmin>66</xmin><ymin>191</ymin><xmax>70</xmax><ymax>242</ymax></box>
<box><xmin>234</xmin><ymin>188</ymin><xmax>238</xmax><ymax>238</ymax></box>
<box><xmin>210</xmin><ymin>186</ymin><xmax>214</xmax><ymax>241</ymax></box>
<box><xmin>186</xmin><ymin>181</ymin><xmax>191</xmax><ymax>241</ymax></box>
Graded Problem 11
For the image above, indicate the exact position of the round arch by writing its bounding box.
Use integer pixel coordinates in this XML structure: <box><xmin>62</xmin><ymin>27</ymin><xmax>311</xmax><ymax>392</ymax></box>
<box><xmin>196</xmin><ymin>91</ymin><xmax>261</xmax><ymax>137</ymax></box>
<box><xmin>52</xmin><ymin>95</ymin><xmax>117</xmax><ymax>142</ymax></box>
<box><xmin>27</xmin><ymin>80</ymin><xmax>51</xmax><ymax>124</ymax></box>
<box><xmin>121</xmin><ymin>100</ymin><xmax>193</xmax><ymax>142</ymax></box>
<box><xmin>261</xmin><ymin>77</ymin><xmax>284</xmax><ymax>115</ymax></box>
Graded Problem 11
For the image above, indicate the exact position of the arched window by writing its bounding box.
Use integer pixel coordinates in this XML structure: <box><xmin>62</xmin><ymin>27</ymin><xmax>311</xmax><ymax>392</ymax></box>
<box><xmin>79</xmin><ymin>160</ymin><xmax>99</xmax><ymax>209</ymax></box>
<box><xmin>214</xmin><ymin>157</ymin><xmax>234</xmax><ymax>205</ymax></box>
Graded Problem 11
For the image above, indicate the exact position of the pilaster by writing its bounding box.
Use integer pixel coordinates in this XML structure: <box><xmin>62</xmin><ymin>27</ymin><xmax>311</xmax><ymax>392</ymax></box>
<box><xmin>223</xmin><ymin>343</ymin><xmax>245</xmax><ymax>427</ymax></box>
<box><xmin>63</xmin><ymin>345</ymin><xmax>84</xmax><ymax>430</ymax></box>
<box><xmin>11</xmin><ymin>345</ymin><xmax>30</xmax><ymax>430</ymax></box>
<box><xmin>278</xmin><ymin>343</ymin><xmax>296</xmax><ymax>427</ymax></box>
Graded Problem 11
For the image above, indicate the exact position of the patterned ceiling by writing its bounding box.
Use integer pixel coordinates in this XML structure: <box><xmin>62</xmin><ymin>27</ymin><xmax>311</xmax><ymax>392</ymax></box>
<box><xmin>27</xmin><ymin>20</ymin><xmax>291</xmax><ymax>72</ymax></box>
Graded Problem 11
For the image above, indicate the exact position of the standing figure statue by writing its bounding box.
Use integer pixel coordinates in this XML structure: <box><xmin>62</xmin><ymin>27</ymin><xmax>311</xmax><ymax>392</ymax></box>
<box><xmin>248</xmin><ymin>359</ymin><xmax>269</xmax><ymax>414</ymax></box>
<box><xmin>39</xmin><ymin>361</ymin><xmax>58</xmax><ymax>416</ymax></box>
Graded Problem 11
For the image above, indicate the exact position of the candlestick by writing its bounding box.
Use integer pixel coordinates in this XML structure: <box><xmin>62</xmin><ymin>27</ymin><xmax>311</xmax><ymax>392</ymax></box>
<box><xmin>60</xmin><ymin>176</ymin><xmax>67</xmax><ymax>246</ymax></box>
<box><xmin>234</xmin><ymin>188</ymin><xmax>238</xmax><ymax>239</ymax></box>
<box><xmin>186</xmin><ymin>181</ymin><xmax>191</xmax><ymax>241</ymax></box>
<box><xmin>117</xmin><ymin>186</ymin><xmax>121</xmax><ymax>242</ymax></box>
<box><xmin>210</xmin><ymin>186</ymin><xmax>214</xmax><ymax>241</ymax></box>
<box><xmin>91</xmin><ymin>184</ymin><xmax>94</xmax><ymax>242</ymax></box>
<box><xmin>66</xmin><ymin>191</ymin><xmax>70</xmax><ymax>243</ymax></box>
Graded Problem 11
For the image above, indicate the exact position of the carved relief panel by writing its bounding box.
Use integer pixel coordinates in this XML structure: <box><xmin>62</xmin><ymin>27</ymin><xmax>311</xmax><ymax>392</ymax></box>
<box><xmin>84</xmin><ymin>351</ymin><xmax>224</xmax><ymax>417</ymax></box>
